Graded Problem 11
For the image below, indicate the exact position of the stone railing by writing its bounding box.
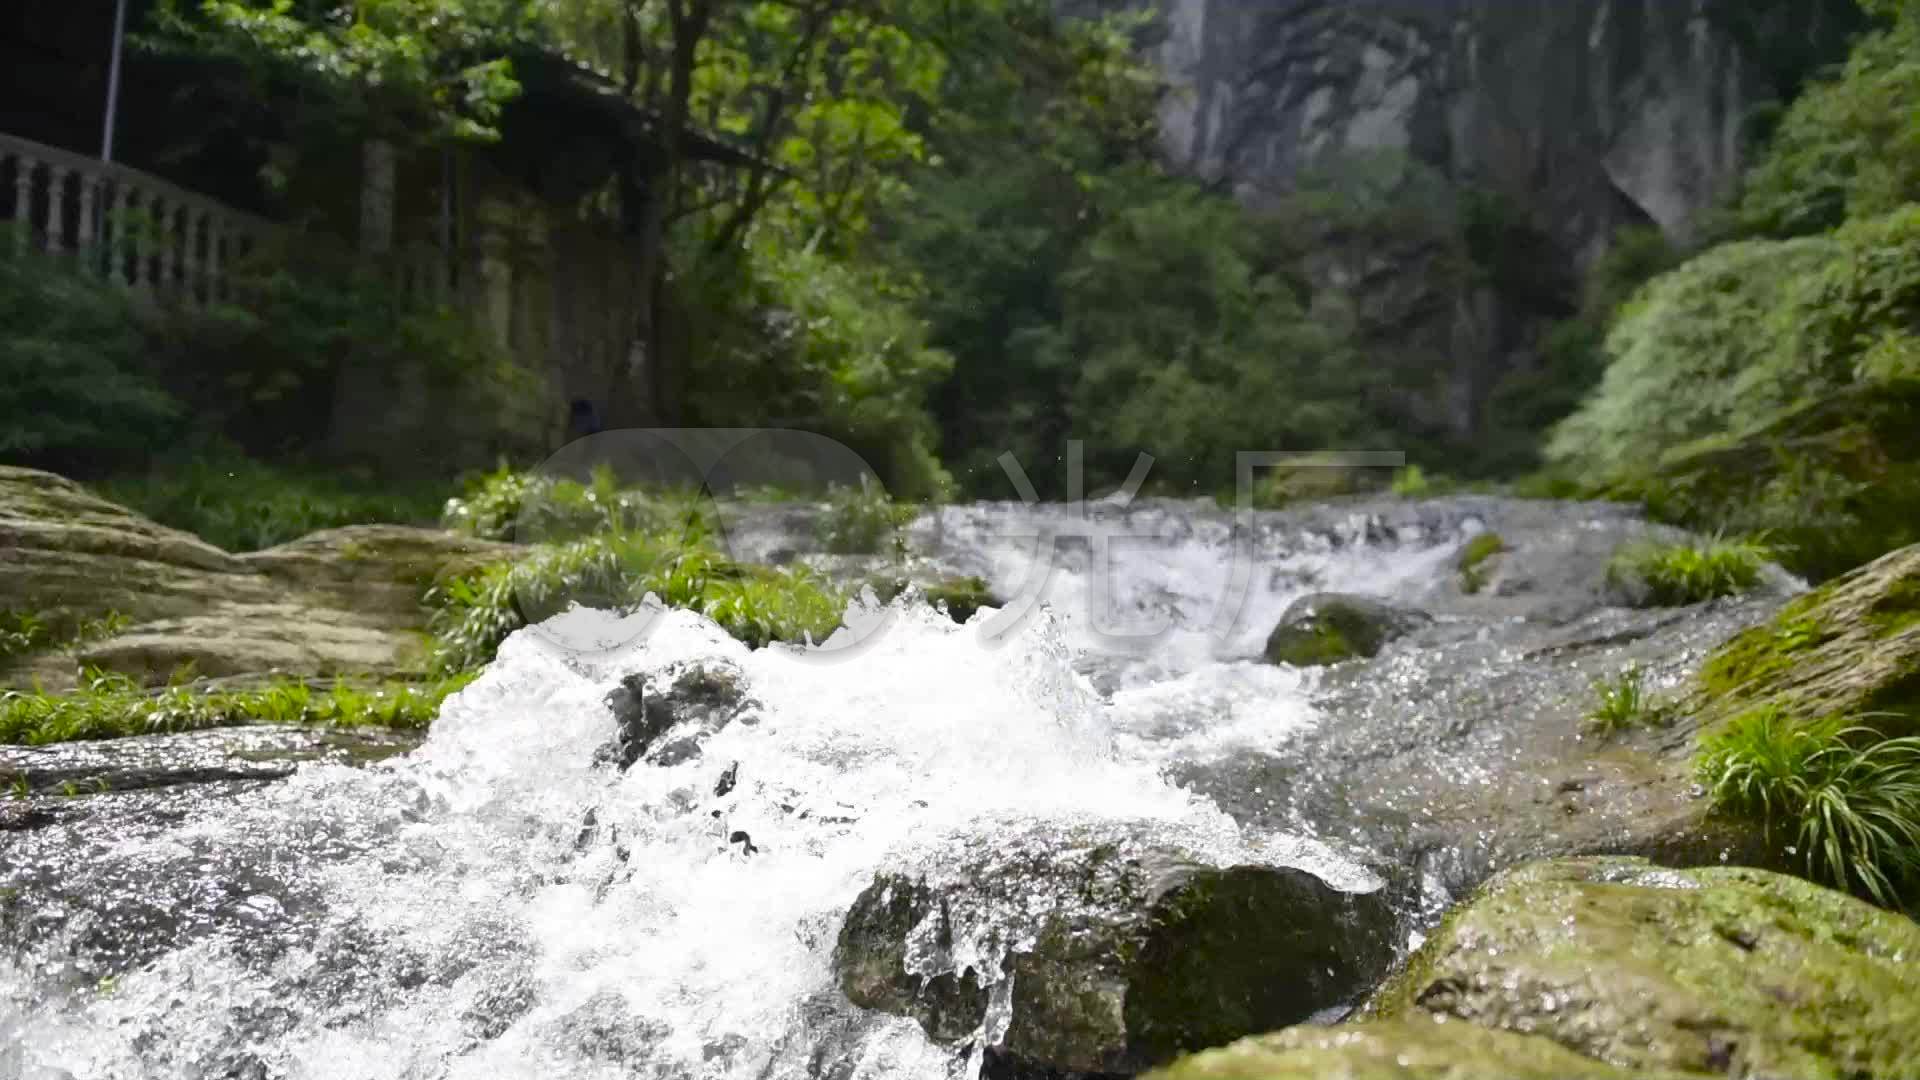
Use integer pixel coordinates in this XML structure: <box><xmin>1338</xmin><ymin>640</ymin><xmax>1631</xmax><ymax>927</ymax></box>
<box><xmin>1</xmin><ymin>131</ymin><xmax>277</xmax><ymax>304</ymax></box>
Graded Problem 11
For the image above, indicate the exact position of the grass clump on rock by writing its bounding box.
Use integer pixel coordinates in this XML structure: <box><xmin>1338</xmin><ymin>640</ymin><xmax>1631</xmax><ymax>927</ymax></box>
<box><xmin>1606</xmin><ymin>535</ymin><xmax>1770</xmax><ymax>607</ymax></box>
<box><xmin>1583</xmin><ymin>664</ymin><xmax>1660</xmax><ymax>736</ymax></box>
<box><xmin>0</xmin><ymin>668</ymin><xmax>475</xmax><ymax>746</ymax></box>
<box><xmin>1697</xmin><ymin>706</ymin><xmax>1920</xmax><ymax>906</ymax></box>
<box><xmin>427</xmin><ymin>529</ymin><xmax>847</xmax><ymax>673</ymax></box>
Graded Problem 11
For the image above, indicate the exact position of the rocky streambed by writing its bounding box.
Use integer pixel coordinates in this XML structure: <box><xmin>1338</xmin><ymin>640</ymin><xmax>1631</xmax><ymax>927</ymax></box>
<box><xmin>3</xmin><ymin>468</ymin><xmax>1919</xmax><ymax>1078</ymax></box>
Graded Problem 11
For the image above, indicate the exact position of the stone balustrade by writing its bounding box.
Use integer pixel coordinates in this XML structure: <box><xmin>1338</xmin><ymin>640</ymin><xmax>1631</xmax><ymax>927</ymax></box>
<box><xmin>1</xmin><ymin>131</ymin><xmax>281</xmax><ymax>305</ymax></box>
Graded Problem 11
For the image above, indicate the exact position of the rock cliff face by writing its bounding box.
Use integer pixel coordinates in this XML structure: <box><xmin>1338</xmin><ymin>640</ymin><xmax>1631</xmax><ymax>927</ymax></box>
<box><xmin>1137</xmin><ymin>0</ymin><xmax>1856</xmax><ymax>255</ymax></box>
<box><xmin>1070</xmin><ymin>0</ymin><xmax>1860</xmax><ymax>447</ymax></box>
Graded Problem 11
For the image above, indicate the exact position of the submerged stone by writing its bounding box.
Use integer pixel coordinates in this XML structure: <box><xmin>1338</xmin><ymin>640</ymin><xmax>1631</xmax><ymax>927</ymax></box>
<box><xmin>596</xmin><ymin>660</ymin><xmax>755</xmax><ymax>771</ymax></box>
<box><xmin>1370</xmin><ymin>857</ymin><xmax>1920</xmax><ymax>1078</ymax></box>
<box><xmin>1263</xmin><ymin>594</ymin><xmax>1431</xmax><ymax>668</ymax></box>
<box><xmin>834</xmin><ymin>824</ymin><xmax>1396</xmax><ymax>1076</ymax></box>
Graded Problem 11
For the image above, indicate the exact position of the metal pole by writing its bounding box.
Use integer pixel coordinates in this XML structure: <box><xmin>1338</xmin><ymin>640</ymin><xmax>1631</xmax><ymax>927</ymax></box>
<box><xmin>102</xmin><ymin>0</ymin><xmax>129</xmax><ymax>162</ymax></box>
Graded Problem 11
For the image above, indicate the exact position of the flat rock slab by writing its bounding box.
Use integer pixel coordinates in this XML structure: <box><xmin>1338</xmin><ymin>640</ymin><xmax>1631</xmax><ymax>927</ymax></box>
<box><xmin>0</xmin><ymin>467</ymin><xmax>518</xmax><ymax>690</ymax></box>
<box><xmin>0</xmin><ymin>724</ymin><xmax>421</xmax><ymax>801</ymax></box>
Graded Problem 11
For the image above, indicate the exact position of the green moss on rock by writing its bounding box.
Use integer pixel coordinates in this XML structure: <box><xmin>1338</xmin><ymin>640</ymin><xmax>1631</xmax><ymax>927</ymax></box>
<box><xmin>1690</xmin><ymin>543</ymin><xmax>1920</xmax><ymax>735</ymax></box>
<box><xmin>1143</xmin><ymin>1017</ymin><xmax>1698</xmax><ymax>1079</ymax></box>
<box><xmin>1456</xmin><ymin>533</ymin><xmax>1507</xmax><ymax>595</ymax></box>
<box><xmin>1264</xmin><ymin>595</ymin><xmax>1431</xmax><ymax>668</ymax></box>
<box><xmin>1369</xmin><ymin>857</ymin><xmax>1920</xmax><ymax>1078</ymax></box>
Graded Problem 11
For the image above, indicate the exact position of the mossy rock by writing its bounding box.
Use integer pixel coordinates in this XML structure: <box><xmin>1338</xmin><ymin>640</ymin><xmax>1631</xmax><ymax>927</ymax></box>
<box><xmin>863</xmin><ymin>574</ymin><xmax>1001</xmax><ymax>624</ymax></box>
<box><xmin>1456</xmin><ymin>533</ymin><xmax>1507</xmax><ymax>595</ymax></box>
<box><xmin>834</xmin><ymin>824</ymin><xmax>1396</xmax><ymax>1075</ymax></box>
<box><xmin>1263</xmin><ymin>594</ymin><xmax>1432</xmax><ymax>668</ymax></box>
<box><xmin>1690</xmin><ymin>542</ymin><xmax>1920</xmax><ymax>736</ymax></box>
<box><xmin>1369</xmin><ymin>857</ymin><xmax>1920</xmax><ymax>1078</ymax></box>
<box><xmin>1143</xmin><ymin>1017</ymin><xmax>1700</xmax><ymax>1079</ymax></box>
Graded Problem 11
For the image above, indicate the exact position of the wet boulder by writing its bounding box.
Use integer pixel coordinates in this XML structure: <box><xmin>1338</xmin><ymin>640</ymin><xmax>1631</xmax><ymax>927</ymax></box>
<box><xmin>1263</xmin><ymin>594</ymin><xmax>1431</xmax><ymax>668</ymax></box>
<box><xmin>834</xmin><ymin>823</ymin><xmax>1397</xmax><ymax>1076</ymax></box>
<box><xmin>1370</xmin><ymin>857</ymin><xmax>1920</xmax><ymax>1077</ymax></box>
<box><xmin>596</xmin><ymin>661</ymin><xmax>756</xmax><ymax>770</ymax></box>
<box><xmin>1143</xmin><ymin>1017</ymin><xmax>1701</xmax><ymax>1079</ymax></box>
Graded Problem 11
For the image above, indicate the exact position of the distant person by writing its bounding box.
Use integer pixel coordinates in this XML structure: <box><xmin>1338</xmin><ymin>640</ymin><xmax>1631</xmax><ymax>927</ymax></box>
<box><xmin>568</xmin><ymin>398</ymin><xmax>603</xmax><ymax>441</ymax></box>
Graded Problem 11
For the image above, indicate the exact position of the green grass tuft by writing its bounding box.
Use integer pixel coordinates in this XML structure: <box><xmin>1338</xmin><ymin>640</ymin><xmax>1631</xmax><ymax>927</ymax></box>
<box><xmin>1583</xmin><ymin>664</ymin><xmax>1659</xmax><ymax>735</ymax></box>
<box><xmin>0</xmin><ymin>610</ymin><xmax>130</xmax><ymax>664</ymax></box>
<box><xmin>1698</xmin><ymin>706</ymin><xmax>1920</xmax><ymax>907</ymax></box>
<box><xmin>1607</xmin><ymin>535</ymin><xmax>1772</xmax><ymax>607</ymax></box>
<box><xmin>0</xmin><ymin>668</ymin><xmax>475</xmax><ymax>746</ymax></box>
<box><xmin>426</xmin><ymin>530</ymin><xmax>848</xmax><ymax>673</ymax></box>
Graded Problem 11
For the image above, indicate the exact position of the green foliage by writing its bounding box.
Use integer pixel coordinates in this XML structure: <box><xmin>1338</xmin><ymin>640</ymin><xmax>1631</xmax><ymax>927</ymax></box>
<box><xmin>1553</xmin><ymin>206</ymin><xmax>1920</xmax><ymax>579</ymax></box>
<box><xmin>1039</xmin><ymin>185</ymin><xmax>1374</xmax><ymax>493</ymax></box>
<box><xmin>1607</xmin><ymin>536</ymin><xmax>1771</xmax><ymax>607</ymax></box>
<box><xmin>817</xmin><ymin>481</ymin><xmax>915</xmax><ymax>556</ymax></box>
<box><xmin>151</xmin><ymin>0</ymin><xmax>535</xmax><ymax>144</ymax></box>
<box><xmin>1699</xmin><ymin>707</ymin><xmax>1920</xmax><ymax>906</ymax></box>
<box><xmin>1390</xmin><ymin>466</ymin><xmax>1434</xmax><ymax>498</ymax></box>
<box><xmin>95</xmin><ymin>448</ymin><xmax>447</xmax><ymax>551</ymax></box>
<box><xmin>0</xmin><ymin>611</ymin><xmax>131</xmax><ymax>664</ymax></box>
<box><xmin>1732</xmin><ymin>4</ymin><xmax>1920</xmax><ymax>239</ymax></box>
<box><xmin>425</xmin><ymin>528</ymin><xmax>845</xmax><ymax>672</ymax></box>
<box><xmin>0</xmin><ymin>668</ymin><xmax>474</xmax><ymax>746</ymax></box>
<box><xmin>1584</xmin><ymin>664</ymin><xmax>1658</xmax><ymax>735</ymax></box>
<box><xmin>672</xmin><ymin>238</ymin><xmax>954</xmax><ymax>500</ymax></box>
<box><xmin>1458</xmin><ymin>533</ymin><xmax>1509</xmax><ymax>595</ymax></box>
<box><xmin>146</xmin><ymin>256</ymin><xmax>548</xmax><ymax>465</ymax></box>
<box><xmin>440</xmin><ymin>464</ymin><xmax>707</xmax><ymax>544</ymax></box>
<box><xmin>0</xmin><ymin>244</ymin><xmax>182</xmax><ymax>469</ymax></box>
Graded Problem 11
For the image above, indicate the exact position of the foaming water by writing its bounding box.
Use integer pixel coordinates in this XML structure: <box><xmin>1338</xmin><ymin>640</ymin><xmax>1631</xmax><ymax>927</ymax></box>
<box><xmin>1</xmin><ymin>502</ymin><xmax>1458</xmax><ymax>1080</ymax></box>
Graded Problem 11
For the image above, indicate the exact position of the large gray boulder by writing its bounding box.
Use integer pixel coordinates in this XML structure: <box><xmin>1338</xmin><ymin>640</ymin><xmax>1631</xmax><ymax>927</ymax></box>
<box><xmin>834</xmin><ymin>823</ymin><xmax>1396</xmax><ymax>1076</ymax></box>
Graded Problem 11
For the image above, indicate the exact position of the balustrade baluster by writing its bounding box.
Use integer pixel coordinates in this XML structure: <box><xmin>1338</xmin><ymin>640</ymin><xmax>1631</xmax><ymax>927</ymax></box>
<box><xmin>155</xmin><ymin>197</ymin><xmax>176</xmax><ymax>291</ymax></box>
<box><xmin>205</xmin><ymin>218</ymin><xmax>223</xmax><ymax>302</ymax></box>
<box><xmin>110</xmin><ymin>182</ymin><xmax>131</xmax><ymax>285</ymax></box>
<box><xmin>182</xmin><ymin>207</ymin><xmax>204</xmax><ymax>303</ymax></box>
<box><xmin>43</xmin><ymin>165</ymin><xmax>66</xmax><ymax>252</ymax></box>
<box><xmin>126</xmin><ymin>188</ymin><xmax>146</xmax><ymax>291</ymax></box>
<box><xmin>12</xmin><ymin>153</ymin><xmax>34</xmax><ymax>253</ymax></box>
<box><xmin>75</xmin><ymin>174</ymin><xmax>97</xmax><ymax>264</ymax></box>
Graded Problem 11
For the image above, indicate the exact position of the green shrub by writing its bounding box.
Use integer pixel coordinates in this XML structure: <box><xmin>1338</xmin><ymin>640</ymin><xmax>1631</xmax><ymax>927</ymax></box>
<box><xmin>1551</xmin><ymin>206</ymin><xmax>1920</xmax><ymax>579</ymax></box>
<box><xmin>1607</xmin><ymin>536</ymin><xmax>1771</xmax><ymax>607</ymax></box>
<box><xmin>0</xmin><ymin>244</ymin><xmax>181</xmax><ymax>468</ymax></box>
<box><xmin>0</xmin><ymin>668</ymin><xmax>474</xmax><ymax>746</ymax></box>
<box><xmin>95</xmin><ymin>448</ymin><xmax>448</xmax><ymax>551</ymax></box>
<box><xmin>1698</xmin><ymin>706</ymin><xmax>1920</xmax><ymax>906</ymax></box>
<box><xmin>1583</xmin><ymin>664</ymin><xmax>1658</xmax><ymax>735</ymax></box>
<box><xmin>1457</xmin><ymin>532</ymin><xmax>1508</xmax><ymax>595</ymax></box>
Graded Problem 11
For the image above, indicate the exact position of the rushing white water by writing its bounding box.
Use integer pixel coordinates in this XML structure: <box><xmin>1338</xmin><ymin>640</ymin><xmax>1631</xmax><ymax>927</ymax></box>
<box><xmin>1</xmin><ymin>501</ymin><xmax>1461</xmax><ymax>1080</ymax></box>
